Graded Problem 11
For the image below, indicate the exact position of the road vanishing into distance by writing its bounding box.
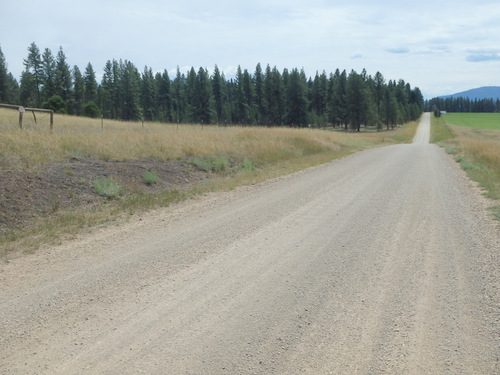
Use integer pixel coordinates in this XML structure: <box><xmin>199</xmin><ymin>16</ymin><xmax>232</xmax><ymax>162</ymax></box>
<box><xmin>1</xmin><ymin>113</ymin><xmax>499</xmax><ymax>374</ymax></box>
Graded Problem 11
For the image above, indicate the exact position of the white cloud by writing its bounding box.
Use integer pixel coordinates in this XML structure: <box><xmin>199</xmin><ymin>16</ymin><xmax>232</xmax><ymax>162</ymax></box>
<box><xmin>385</xmin><ymin>48</ymin><xmax>410</xmax><ymax>54</ymax></box>
<box><xmin>466</xmin><ymin>49</ymin><xmax>500</xmax><ymax>62</ymax></box>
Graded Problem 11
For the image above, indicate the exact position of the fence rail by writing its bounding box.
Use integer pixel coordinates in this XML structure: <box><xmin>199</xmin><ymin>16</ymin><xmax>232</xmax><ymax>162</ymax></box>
<box><xmin>0</xmin><ymin>103</ymin><xmax>54</xmax><ymax>130</ymax></box>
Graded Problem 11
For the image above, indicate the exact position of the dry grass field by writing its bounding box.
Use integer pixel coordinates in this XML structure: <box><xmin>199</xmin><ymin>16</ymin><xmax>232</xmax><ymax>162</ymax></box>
<box><xmin>0</xmin><ymin>108</ymin><xmax>407</xmax><ymax>168</ymax></box>
<box><xmin>0</xmin><ymin>107</ymin><xmax>418</xmax><ymax>256</ymax></box>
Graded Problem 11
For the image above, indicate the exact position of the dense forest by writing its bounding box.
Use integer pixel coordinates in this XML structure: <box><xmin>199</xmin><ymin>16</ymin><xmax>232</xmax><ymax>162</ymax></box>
<box><xmin>0</xmin><ymin>42</ymin><xmax>424</xmax><ymax>130</ymax></box>
<box><xmin>425</xmin><ymin>96</ymin><xmax>500</xmax><ymax>115</ymax></box>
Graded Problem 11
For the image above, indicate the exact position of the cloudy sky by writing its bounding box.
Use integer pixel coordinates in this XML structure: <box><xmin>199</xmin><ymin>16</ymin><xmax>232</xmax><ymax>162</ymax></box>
<box><xmin>1</xmin><ymin>0</ymin><xmax>499</xmax><ymax>98</ymax></box>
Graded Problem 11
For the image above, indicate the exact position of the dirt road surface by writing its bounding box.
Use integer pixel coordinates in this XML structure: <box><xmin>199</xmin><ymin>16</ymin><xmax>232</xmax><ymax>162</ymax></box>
<box><xmin>1</xmin><ymin>113</ymin><xmax>499</xmax><ymax>374</ymax></box>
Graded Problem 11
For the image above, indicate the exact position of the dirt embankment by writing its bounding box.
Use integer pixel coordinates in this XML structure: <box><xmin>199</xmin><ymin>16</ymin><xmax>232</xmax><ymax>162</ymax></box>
<box><xmin>0</xmin><ymin>158</ymin><xmax>208</xmax><ymax>230</ymax></box>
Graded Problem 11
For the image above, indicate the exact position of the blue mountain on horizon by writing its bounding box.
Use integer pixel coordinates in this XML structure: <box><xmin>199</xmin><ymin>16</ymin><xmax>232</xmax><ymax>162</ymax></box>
<box><xmin>439</xmin><ymin>86</ymin><xmax>500</xmax><ymax>100</ymax></box>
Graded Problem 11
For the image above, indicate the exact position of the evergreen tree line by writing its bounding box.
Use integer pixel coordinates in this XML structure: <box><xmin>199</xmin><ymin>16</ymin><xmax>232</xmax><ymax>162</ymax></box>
<box><xmin>425</xmin><ymin>96</ymin><xmax>500</xmax><ymax>114</ymax></box>
<box><xmin>1</xmin><ymin>43</ymin><xmax>424</xmax><ymax>129</ymax></box>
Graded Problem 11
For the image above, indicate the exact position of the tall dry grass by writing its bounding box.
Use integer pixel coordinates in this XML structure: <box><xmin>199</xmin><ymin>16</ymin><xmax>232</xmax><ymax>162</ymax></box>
<box><xmin>448</xmin><ymin>126</ymin><xmax>500</xmax><ymax>201</ymax></box>
<box><xmin>460</xmin><ymin>138</ymin><xmax>500</xmax><ymax>167</ymax></box>
<box><xmin>451</xmin><ymin>126</ymin><xmax>500</xmax><ymax>169</ymax></box>
<box><xmin>0</xmin><ymin>108</ymin><xmax>399</xmax><ymax>169</ymax></box>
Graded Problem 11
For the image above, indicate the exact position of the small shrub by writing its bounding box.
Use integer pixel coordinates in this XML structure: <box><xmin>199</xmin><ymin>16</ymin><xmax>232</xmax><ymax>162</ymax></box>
<box><xmin>241</xmin><ymin>158</ymin><xmax>257</xmax><ymax>171</ymax></box>
<box><xmin>143</xmin><ymin>170</ymin><xmax>159</xmax><ymax>185</ymax></box>
<box><xmin>437</xmin><ymin>142</ymin><xmax>459</xmax><ymax>154</ymax></box>
<box><xmin>194</xmin><ymin>157</ymin><xmax>213</xmax><ymax>172</ymax></box>
<box><xmin>212</xmin><ymin>156</ymin><xmax>229</xmax><ymax>172</ymax></box>
<box><xmin>43</xmin><ymin>95</ymin><xmax>67</xmax><ymax>113</ymax></box>
<box><xmin>193</xmin><ymin>156</ymin><xmax>229</xmax><ymax>172</ymax></box>
<box><xmin>83</xmin><ymin>101</ymin><xmax>101</xmax><ymax>118</ymax></box>
<box><xmin>94</xmin><ymin>176</ymin><xmax>124</xmax><ymax>199</ymax></box>
<box><xmin>460</xmin><ymin>161</ymin><xmax>475</xmax><ymax>171</ymax></box>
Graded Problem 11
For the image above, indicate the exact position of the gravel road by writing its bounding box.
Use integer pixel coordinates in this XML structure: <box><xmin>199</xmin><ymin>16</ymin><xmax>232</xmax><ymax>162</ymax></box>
<box><xmin>1</xmin><ymin>113</ymin><xmax>499</xmax><ymax>374</ymax></box>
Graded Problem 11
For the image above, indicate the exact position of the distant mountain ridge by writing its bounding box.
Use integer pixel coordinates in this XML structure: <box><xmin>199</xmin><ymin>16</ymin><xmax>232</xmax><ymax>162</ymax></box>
<box><xmin>440</xmin><ymin>86</ymin><xmax>500</xmax><ymax>100</ymax></box>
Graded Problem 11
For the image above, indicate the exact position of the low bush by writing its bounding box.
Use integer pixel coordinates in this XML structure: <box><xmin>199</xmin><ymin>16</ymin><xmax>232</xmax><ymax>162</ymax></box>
<box><xmin>212</xmin><ymin>156</ymin><xmax>229</xmax><ymax>172</ymax></box>
<box><xmin>194</xmin><ymin>156</ymin><xmax>229</xmax><ymax>172</ymax></box>
<box><xmin>143</xmin><ymin>170</ymin><xmax>159</xmax><ymax>185</ymax></box>
<box><xmin>94</xmin><ymin>176</ymin><xmax>124</xmax><ymax>199</ymax></box>
<box><xmin>193</xmin><ymin>157</ymin><xmax>212</xmax><ymax>172</ymax></box>
<box><xmin>241</xmin><ymin>158</ymin><xmax>257</xmax><ymax>171</ymax></box>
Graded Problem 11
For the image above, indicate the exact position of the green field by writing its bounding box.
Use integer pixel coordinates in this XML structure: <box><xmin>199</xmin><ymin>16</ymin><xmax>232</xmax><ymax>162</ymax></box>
<box><xmin>444</xmin><ymin>113</ymin><xmax>500</xmax><ymax>129</ymax></box>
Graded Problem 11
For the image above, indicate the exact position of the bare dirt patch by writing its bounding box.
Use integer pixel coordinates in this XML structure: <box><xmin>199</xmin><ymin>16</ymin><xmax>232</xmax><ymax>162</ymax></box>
<box><xmin>0</xmin><ymin>158</ymin><xmax>209</xmax><ymax>231</ymax></box>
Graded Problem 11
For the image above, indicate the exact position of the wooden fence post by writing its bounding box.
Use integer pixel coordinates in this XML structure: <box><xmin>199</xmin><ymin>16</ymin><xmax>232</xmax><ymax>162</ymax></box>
<box><xmin>18</xmin><ymin>106</ymin><xmax>25</xmax><ymax>130</ymax></box>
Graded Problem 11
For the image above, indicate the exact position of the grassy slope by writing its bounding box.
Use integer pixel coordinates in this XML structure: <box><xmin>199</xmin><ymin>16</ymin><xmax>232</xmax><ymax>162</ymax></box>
<box><xmin>0</xmin><ymin>110</ymin><xmax>415</xmax><ymax>168</ymax></box>
<box><xmin>432</xmin><ymin>113</ymin><xmax>500</xmax><ymax>219</ymax></box>
<box><xmin>0</xmin><ymin>108</ymin><xmax>419</xmax><ymax>256</ymax></box>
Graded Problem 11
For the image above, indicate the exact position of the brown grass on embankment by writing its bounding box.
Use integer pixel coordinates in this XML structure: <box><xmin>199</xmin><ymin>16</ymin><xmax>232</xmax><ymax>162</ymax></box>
<box><xmin>0</xmin><ymin>108</ymin><xmax>414</xmax><ymax>169</ymax></box>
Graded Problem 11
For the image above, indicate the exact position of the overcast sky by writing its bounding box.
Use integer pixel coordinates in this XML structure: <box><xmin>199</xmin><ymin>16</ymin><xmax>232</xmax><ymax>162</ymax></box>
<box><xmin>1</xmin><ymin>0</ymin><xmax>499</xmax><ymax>98</ymax></box>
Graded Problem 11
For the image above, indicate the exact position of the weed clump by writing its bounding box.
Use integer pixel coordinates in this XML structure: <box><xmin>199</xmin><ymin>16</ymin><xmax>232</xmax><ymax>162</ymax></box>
<box><xmin>94</xmin><ymin>176</ymin><xmax>124</xmax><ymax>199</ymax></box>
<box><xmin>194</xmin><ymin>156</ymin><xmax>229</xmax><ymax>172</ymax></box>
<box><xmin>143</xmin><ymin>170</ymin><xmax>159</xmax><ymax>185</ymax></box>
<box><xmin>241</xmin><ymin>158</ymin><xmax>257</xmax><ymax>171</ymax></box>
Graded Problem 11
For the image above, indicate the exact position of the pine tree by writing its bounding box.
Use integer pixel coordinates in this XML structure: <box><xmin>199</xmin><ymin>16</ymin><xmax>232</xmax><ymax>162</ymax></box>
<box><xmin>326</xmin><ymin>72</ymin><xmax>335</xmax><ymax>126</ymax></box>
<box><xmin>72</xmin><ymin>65</ymin><xmax>85</xmax><ymax>115</ymax></box>
<box><xmin>254</xmin><ymin>63</ymin><xmax>265</xmax><ymax>125</ymax></box>
<box><xmin>346</xmin><ymin>70</ymin><xmax>370</xmax><ymax>131</ymax></box>
<box><xmin>99</xmin><ymin>60</ymin><xmax>114</xmax><ymax>118</ymax></box>
<box><xmin>211</xmin><ymin>65</ymin><xmax>226</xmax><ymax>124</ymax></box>
<box><xmin>6</xmin><ymin>73</ymin><xmax>19</xmax><ymax>104</ymax></box>
<box><xmin>373</xmin><ymin>71</ymin><xmax>385</xmax><ymax>129</ymax></box>
<box><xmin>41</xmin><ymin>48</ymin><xmax>56</xmax><ymax>104</ymax></box>
<box><xmin>83</xmin><ymin>63</ymin><xmax>98</xmax><ymax>104</ymax></box>
<box><xmin>264</xmin><ymin>66</ymin><xmax>285</xmax><ymax>126</ymax></box>
<box><xmin>172</xmin><ymin>67</ymin><xmax>185</xmax><ymax>123</ymax></box>
<box><xmin>242</xmin><ymin>68</ymin><xmax>255</xmax><ymax>124</ymax></box>
<box><xmin>141</xmin><ymin>66</ymin><xmax>156</xmax><ymax>121</ymax></box>
<box><xmin>195</xmin><ymin>67</ymin><xmax>215</xmax><ymax>124</ymax></box>
<box><xmin>155</xmin><ymin>70</ymin><xmax>172</xmax><ymax>123</ymax></box>
<box><xmin>310</xmin><ymin>71</ymin><xmax>328</xmax><ymax>126</ymax></box>
<box><xmin>54</xmin><ymin>46</ymin><xmax>72</xmax><ymax>111</ymax></box>
<box><xmin>0</xmin><ymin>45</ymin><xmax>9</xmax><ymax>103</ymax></box>
<box><xmin>20</xmin><ymin>70</ymin><xmax>37</xmax><ymax>107</ymax></box>
<box><xmin>362</xmin><ymin>72</ymin><xmax>379</xmax><ymax>129</ymax></box>
<box><xmin>234</xmin><ymin>65</ymin><xmax>247</xmax><ymax>124</ymax></box>
<box><xmin>408</xmin><ymin>86</ymin><xmax>424</xmax><ymax>120</ymax></box>
<box><xmin>23</xmin><ymin>42</ymin><xmax>43</xmax><ymax>107</ymax></box>
<box><xmin>285</xmin><ymin>68</ymin><xmax>308</xmax><ymax>127</ymax></box>
<box><xmin>328</xmin><ymin>69</ymin><xmax>347</xmax><ymax>128</ymax></box>
<box><xmin>382</xmin><ymin>82</ymin><xmax>398</xmax><ymax>129</ymax></box>
<box><xmin>120</xmin><ymin>60</ymin><xmax>142</xmax><ymax>121</ymax></box>
<box><xmin>395</xmin><ymin>79</ymin><xmax>409</xmax><ymax>123</ymax></box>
<box><xmin>0</xmin><ymin>46</ymin><xmax>19</xmax><ymax>104</ymax></box>
<box><xmin>185</xmin><ymin>67</ymin><xmax>197</xmax><ymax>123</ymax></box>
